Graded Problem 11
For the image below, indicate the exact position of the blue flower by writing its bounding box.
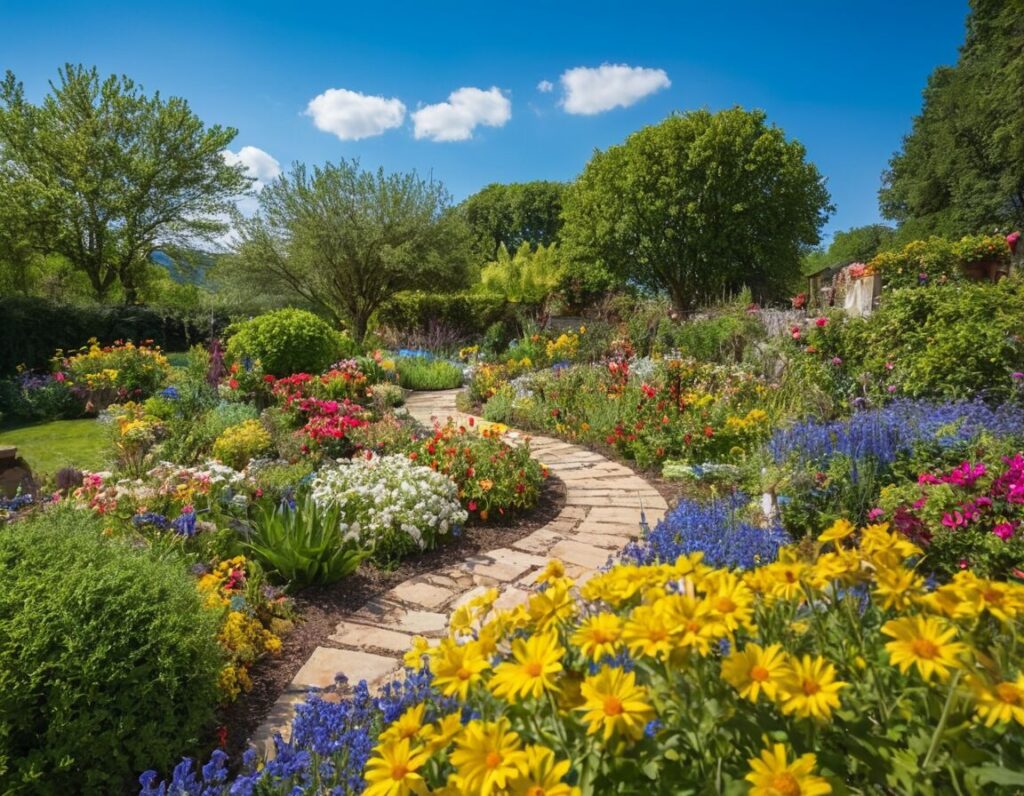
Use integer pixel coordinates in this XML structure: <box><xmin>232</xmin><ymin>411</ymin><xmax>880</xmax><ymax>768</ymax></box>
<box><xmin>171</xmin><ymin>509</ymin><xmax>197</xmax><ymax>537</ymax></box>
<box><xmin>160</xmin><ymin>386</ymin><xmax>181</xmax><ymax>400</ymax></box>
<box><xmin>133</xmin><ymin>512</ymin><xmax>170</xmax><ymax>531</ymax></box>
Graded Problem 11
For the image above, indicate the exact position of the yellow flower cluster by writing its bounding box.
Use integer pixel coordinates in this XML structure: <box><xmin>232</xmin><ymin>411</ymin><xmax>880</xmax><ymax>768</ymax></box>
<box><xmin>363</xmin><ymin>517</ymin><xmax>1024</xmax><ymax>794</ymax></box>
<box><xmin>545</xmin><ymin>332</ymin><xmax>580</xmax><ymax>362</ymax></box>
<box><xmin>724</xmin><ymin>407</ymin><xmax>769</xmax><ymax>433</ymax></box>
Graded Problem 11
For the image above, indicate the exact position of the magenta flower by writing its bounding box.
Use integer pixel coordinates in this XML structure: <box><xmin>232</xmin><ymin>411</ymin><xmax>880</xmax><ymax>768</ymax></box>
<box><xmin>1008</xmin><ymin>231</ymin><xmax>1021</xmax><ymax>253</ymax></box>
<box><xmin>831</xmin><ymin>357</ymin><xmax>842</xmax><ymax>366</ymax></box>
<box><xmin>815</xmin><ymin>317</ymin><xmax>827</xmax><ymax>328</ymax></box>
<box><xmin>1012</xmin><ymin>372</ymin><xmax>1024</xmax><ymax>381</ymax></box>
<box><xmin>993</xmin><ymin>522</ymin><xmax>1016</xmax><ymax>541</ymax></box>
<box><xmin>867</xmin><ymin>507</ymin><xmax>885</xmax><ymax>521</ymax></box>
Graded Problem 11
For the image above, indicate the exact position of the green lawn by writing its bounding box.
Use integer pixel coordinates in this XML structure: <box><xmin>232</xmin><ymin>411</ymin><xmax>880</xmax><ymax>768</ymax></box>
<box><xmin>0</xmin><ymin>419</ymin><xmax>110</xmax><ymax>476</ymax></box>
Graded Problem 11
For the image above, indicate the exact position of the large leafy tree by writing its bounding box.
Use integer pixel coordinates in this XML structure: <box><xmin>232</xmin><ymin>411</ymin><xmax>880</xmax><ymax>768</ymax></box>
<box><xmin>0</xmin><ymin>64</ymin><xmax>249</xmax><ymax>303</ymax></box>
<box><xmin>460</xmin><ymin>181</ymin><xmax>565</xmax><ymax>259</ymax></box>
<box><xmin>229</xmin><ymin>160</ymin><xmax>472</xmax><ymax>342</ymax></box>
<box><xmin>880</xmin><ymin>0</ymin><xmax>1024</xmax><ymax>237</ymax></box>
<box><xmin>803</xmin><ymin>223</ymin><xmax>897</xmax><ymax>275</ymax></box>
<box><xmin>561</xmin><ymin>107</ymin><xmax>832</xmax><ymax>310</ymax></box>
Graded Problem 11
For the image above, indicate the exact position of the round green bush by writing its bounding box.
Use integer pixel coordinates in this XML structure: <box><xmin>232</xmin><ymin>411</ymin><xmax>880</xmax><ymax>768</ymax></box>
<box><xmin>226</xmin><ymin>308</ymin><xmax>355</xmax><ymax>376</ymax></box>
<box><xmin>0</xmin><ymin>509</ymin><xmax>223</xmax><ymax>794</ymax></box>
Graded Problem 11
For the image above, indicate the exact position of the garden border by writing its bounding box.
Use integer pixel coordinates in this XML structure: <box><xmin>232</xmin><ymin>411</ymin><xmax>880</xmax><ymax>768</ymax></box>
<box><xmin>250</xmin><ymin>389</ymin><xmax>668</xmax><ymax>756</ymax></box>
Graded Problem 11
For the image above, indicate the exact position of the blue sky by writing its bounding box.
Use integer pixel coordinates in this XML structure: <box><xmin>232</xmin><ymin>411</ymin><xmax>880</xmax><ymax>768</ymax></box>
<box><xmin>3</xmin><ymin>0</ymin><xmax>969</xmax><ymax>241</ymax></box>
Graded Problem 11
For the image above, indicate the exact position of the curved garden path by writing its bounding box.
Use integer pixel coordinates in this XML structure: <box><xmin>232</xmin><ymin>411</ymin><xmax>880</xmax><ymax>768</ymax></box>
<box><xmin>251</xmin><ymin>389</ymin><xmax>667</xmax><ymax>756</ymax></box>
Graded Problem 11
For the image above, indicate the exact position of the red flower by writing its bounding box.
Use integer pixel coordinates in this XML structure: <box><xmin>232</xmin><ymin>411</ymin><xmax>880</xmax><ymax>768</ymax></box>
<box><xmin>703</xmin><ymin>425</ymin><xmax>714</xmax><ymax>438</ymax></box>
<box><xmin>263</xmin><ymin>374</ymin><xmax>276</xmax><ymax>383</ymax></box>
<box><xmin>815</xmin><ymin>317</ymin><xmax>827</xmax><ymax>327</ymax></box>
<box><xmin>468</xmin><ymin>500</ymin><xmax>478</xmax><ymax>511</ymax></box>
<box><xmin>228</xmin><ymin>378</ymin><xmax>239</xmax><ymax>390</ymax></box>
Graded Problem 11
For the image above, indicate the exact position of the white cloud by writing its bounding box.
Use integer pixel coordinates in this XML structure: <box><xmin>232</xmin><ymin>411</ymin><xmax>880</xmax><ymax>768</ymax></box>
<box><xmin>412</xmin><ymin>87</ymin><xmax>511</xmax><ymax>142</ymax></box>
<box><xmin>305</xmin><ymin>88</ymin><xmax>406</xmax><ymax>140</ymax></box>
<box><xmin>560</xmin><ymin>63</ymin><xmax>670</xmax><ymax>115</ymax></box>
<box><xmin>221</xmin><ymin>146</ymin><xmax>282</xmax><ymax>190</ymax></box>
<box><xmin>537</xmin><ymin>79</ymin><xmax>554</xmax><ymax>93</ymax></box>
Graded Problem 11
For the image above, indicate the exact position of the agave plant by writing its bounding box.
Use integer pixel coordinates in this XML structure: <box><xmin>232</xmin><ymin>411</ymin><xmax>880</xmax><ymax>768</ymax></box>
<box><xmin>242</xmin><ymin>495</ymin><xmax>367</xmax><ymax>590</ymax></box>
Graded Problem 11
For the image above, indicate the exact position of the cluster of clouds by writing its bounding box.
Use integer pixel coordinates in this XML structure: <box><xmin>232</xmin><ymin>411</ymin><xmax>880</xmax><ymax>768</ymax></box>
<box><xmin>222</xmin><ymin>63</ymin><xmax>670</xmax><ymax>192</ymax></box>
<box><xmin>305</xmin><ymin>62</ymin><xmax>670</xmax><ymax>143</ymax></box>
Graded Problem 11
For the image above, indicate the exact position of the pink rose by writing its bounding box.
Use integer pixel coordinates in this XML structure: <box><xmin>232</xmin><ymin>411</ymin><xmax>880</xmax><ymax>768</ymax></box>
<box><xmin>815</xmin><ymin>317</ymin><xmax>827</xmax><ymax>328</ymax></box>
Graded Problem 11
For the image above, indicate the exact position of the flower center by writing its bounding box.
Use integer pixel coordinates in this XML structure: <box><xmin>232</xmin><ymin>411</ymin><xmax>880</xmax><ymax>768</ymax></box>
<box><xmin>715</xmin><ymin>597</ymin><xmax>737</xmax><ymax>613</ymax></box>
<box><xmin>603</xmin><ymin>695</ymin><xmax>624</xmax><ymax>716</ymax></box>
<box><xmin>996</xmin><ymin>683</ymin><xmax>1021</xmax><ymax>704</ymax></box>
<box><xmin>525</xmin><ymin>661</ymin><xmax>544</xmax><ymax>677</ymax></box>
<box><xmin>648</xmin><ymin>628</ymin><xmax>667</xmax><ymax>642</ymax></box>
<box><xmin>391</xmin><ymin>764</ymin><xmax>408</xmax><ymax>781</ymax></box>
<box><xmin>457</xmin><ymin>667</ymin><xmax>472</xmax><ymax>680</ymax></box>
<box><xmin>802</xmin><ymin>679</ymin><xmax>821</xmax><ymax>696</ymax></box>
<box><xmin>525</xmin><ymin>788</ymin><xmax>547</xmax><ymax>796</ymax></box>
<box><xmin>784</xmin><ymin>571</ymin><xmax>797</xmax><ymax>583</ymax></box>
<box><xmin>983</xmin><ymin>588</ymin><xmax>1005</xmax><ymax>605</ymax></box>
<box><xmin>591</xmin><ymin>629</ymin><xmax>611</xmax><ymax>643</ymax></box>
<box><xmin>485</xmin><ymin>751</ymin><xmax>503</xmax><ymax>769</ymax></box>
<box><xmin>770</xmin><ymin>772</ymin><xmax>801</xmax><ymax>796</ymax></box>
<box><xmin>751</xmin><ymin>665</ymin><xmax>771</xmax><ymax>682</ymax></box>
<box><xmin>911</xmin><ymin>638</ymin><xmax>939</xmax><ymax>659</ymax></box>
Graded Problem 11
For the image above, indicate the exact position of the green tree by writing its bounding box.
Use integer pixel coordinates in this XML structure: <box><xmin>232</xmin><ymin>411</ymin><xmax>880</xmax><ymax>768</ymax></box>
<box><xmin>880</xmin><ymin>0</ymin><xmax>1024</xmax><ymax>236</ymax></box>
<box><xmin>562</xmin><ymin>107</ymin><xmax>832</xmax><ymax>311</ymax></box>
<box><xmin>479</xmin><ymin>242</ymin><xmax>564</xmax><ymax>316</ymax></box>
<box><xmin>803</xmin><ymin>223</ymin><xmax>896</xmax><ymax>274</ymax></box>
<box><xmin>460</xmin><ymin>181</ymin><xmax>565</xmax><ymax>259</ymax></box>
<box><xmin>230</xmin><ymin>160</ymin><xmax>472</xmax><ymax>342</ymax></box>
<box><xmin>0</xmin><ymin>64</ymin><xmax>249</xmax><ymax>303</ymax></box>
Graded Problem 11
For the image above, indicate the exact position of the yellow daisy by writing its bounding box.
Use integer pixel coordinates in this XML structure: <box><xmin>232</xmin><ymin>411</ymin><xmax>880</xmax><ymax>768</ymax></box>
<box><xmin>881</xmin><ymin>615</ymin><xmax>967</xmax><ymax>682</ymax></box>
<box><xmin>402</xmin><ymin>636</ymin><xmax>434</xmax><ymax>670</ymax></box>
<box><xmin>873</xmin><ymin>566</ymin><xmax>925</xmax><ymax>611</ymax></box>
<box><xmin>422</xmin><ymin>711</ymin><xmax>464</xmax><ymax>753</ymax></box>
<box><xmin>703</xmin><ymin>572</ymin><xmax>756</xmax><ymax>633</ymax></box>
<box><xmin>622</xmin><ymin>603</ymin><xmax>675</xmax><ymax>660</ymax></box>
<box><xmin>745</xmin><ymin>743</ymin><xmax>831</xmax><ymax>796</ymax></box>
<box><xmin>430</xmin><ymin>638</ymin><xmax>490</xmax><ymax>699</ymax></box>
<box><xmin>577</xmin><ymin>666</ymin><xmax>655</xmax><ymax>742</ymax></box>
<box><xmin>721</xmin><ymin>643</ymin><xmax>789</xmax><ymax>703</ymax></box>
<box><xmin>779</xmin><ymin>655</ymin><xmax>847</xmax><ymax>721</ymax></box>
<box><xmin>969</xmin><ymin>673</ymin><xmax>1024</xmax><ymax>727</ymax></box>
<box><xmin>380</xmin><ymin>703</ymin><xmax>427</xmax><ymax>744</ymax></box>
<box><xmin>528</xmin><ymin>582</ymin><xmax>577</xmax><ymax>631</ymax></box>
<box><xmin>571</xmin><ymin>613</ymin><xmax>623</xmax><ymax>662</ymax></box>
<box><xmin>818</xmin><ymin>518</ymin><xmax>854</xmax><ymax>544</ymax></box>
<box><xmin>450</xmin><ymin>718</ymin><xmax>529</xmax><ymax>796</ymax></box>
<box><xmin>510</xmin><ymin>745</ymin><xmax>579</xmax><ymax>796</ymax></box>
<box><xmin>489</xmin><ymin>632</ymin><xmax>564</xmax><ymax>702</ymax></box>
<box><xmin>363</xmin><ymin>737</ymin><xmax>430</xmax><ymax>796</ymax></box>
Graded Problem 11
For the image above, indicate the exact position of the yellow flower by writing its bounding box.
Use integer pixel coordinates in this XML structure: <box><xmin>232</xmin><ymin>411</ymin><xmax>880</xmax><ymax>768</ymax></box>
<box><xmin>380</xmin><ymin>703</ymin><xmax>428</xmax><ymax>744</ymax></box>
<box><xmin>622</xmin><ymin>603</ymin><xmax>675</xmax><ymax>660</ymax></box>
<box><xmin>817</xmin><ymin>518</ymin><xmax>854</xmax><ymax>544</ymax></box>
<box><xmin>968</xmin><ymin>673</ymin><xmax>1024</xmax><ymax>727</ymax></box>
<box><xmin>403</xmin><ymin>636</ymin><xmax>434</xmax><ymax>670</ymax></box>
<box><xmin>873</xmin><ymin>566</ymin><xmax>925</xmax><ymax>611</ymax></box>
<box><xmin>450</xmin><ymin>718</ymin><xmax>529</xmax><ymax>796</ymax></box>
<box><xmin>779</xmin><ymin>655</ymin><xmax>847</xmax><ymax>721</ymax></box>
<box><xmin>450</xmin><ymin>604</ymin><xmax>476</xmax><ymax>634</ymax></box>
<box><xmin>363</xmin><ymin>737</ymin><xmax>430</xmax><ymax>796</ymax></box>
<box><xmin>527</xmin><ymin>582</ymin><xmax>577</xmax><ymax>631</ymax></box>
<box><xmin>489</xmin><ymin>632</ymin><xmax>564</xmax><ymax>702</ymax></box>
<box><xmin>704</xmin><ymin>572</ymin><xmax>756</xmax><ymax>633</ymax></box>
<box><xmin>510</xmin><ymin>745</ymin><xmax>579</xmax><ymax>796</ymax></box>
<box><xmin>430</xmin><ymin>638</ymin><xmax>490</xmax><ymax>699</ymax></box>
<box><xmin>745</xmin><ymin>743</ymin><xmax>831</xmax><ymax>796</ymax></box>
<box><xmin>881</xmin><ymin>615</ymin><xmax>967</xmax><ymax>682</ymax></box>
<box><xmin>721</xmin><ymin>643</ymin><xmax>789</xmax><ymax>703</ymax></box>
<box><xmin>571</xmin><ymin>613</ymin><xmax>623</xmax><ymax>662</ymax></box>
<box><xmin>536</xmin><ymin>559</ymin><xmax>566</xmax><ymax>585</ymax></box>
<box><xmin>763</xmin><ymin>560</ymin><xmax>810</xmax><ymax>602</ymax></box>
<box><xmin>577</xmin><ymin>666</ymin><xmax>655</xmax><ymax>742</ymax></box>
<box><xmin>422</xmin><ymin>711</ymin><xmax>464</xmax><ymax>753</ymax></box>
<box><xmin>479</xmin><ymin>479</ymin><xmax>494</xmax><ymax>492</ymax></box>
<box><xmin>663</xmin><ymin>594</ymin><xmax>717</xmax><ymax>657</ymax></box>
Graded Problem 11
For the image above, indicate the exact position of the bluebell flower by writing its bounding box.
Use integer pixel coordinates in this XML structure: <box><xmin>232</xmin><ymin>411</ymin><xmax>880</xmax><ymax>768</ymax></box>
<box><xmin>171</xmin><ymin>509</ymin><xmax>197</xmax><ymax>537</ymax></box>
<box><xmin>133</xmin><ymin>512</ymin><xmax>170</xmax><ymax>531</ymax></box>
<box><xmin>160</xmin><ymin>386</ymin><xmax>181</xmax><ymax>400</ymax></box>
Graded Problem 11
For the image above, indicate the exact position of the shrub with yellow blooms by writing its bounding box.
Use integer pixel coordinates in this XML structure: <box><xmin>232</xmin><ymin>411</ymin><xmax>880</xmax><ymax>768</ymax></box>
<box><xmin>360</xmin><ymin>520</ymin><xmax>1024</xmax><ymax>794</ymax></box>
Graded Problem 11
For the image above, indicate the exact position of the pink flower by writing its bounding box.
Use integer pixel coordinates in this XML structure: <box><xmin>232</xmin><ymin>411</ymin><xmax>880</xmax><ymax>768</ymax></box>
<box><xmin>884</xmin><ymin>361</ymin><xmax>894</xmax><ymax>371</ymax></box>
<box><xmin>887</xmin><ymin>385</ymin><xmax>897</xmax><ymax>393</ymax></box>
<box><xmin>867</xmin><ymin>507</ymin><xmax>884</xmax><ymax>521</ymax></box>
<box><xmin>53</xmin><ymin>371</ymin><xmax>66</xmax><ymax>382</ymax></box>
<box><xmin>959</xmin><ymin>558</ymin><xmax>970</xmax><ymax>570</ymax></box>
<box><xmin>815</xmin><ymin>317</ymin><xmax>827</xmax><ymax>328</ymax></box>
<box><xmin>1012</xmin><ymin>372</ymin><xmax>1024</xmax><ymax>381</ymax></box>
<box><xmin>831</xmin><ymin>357</ymin><xmax>842</xmax><ymax>366</ymax></box>
<box><xmin>993</xmin><ymin>522</ymin><xmax>1016</xmax><ymax>541</ymax></box>
<box><xmin>1008</xmin><ymin>231</ymin><xmax>1021</xmax><ymax>253</ymax></box>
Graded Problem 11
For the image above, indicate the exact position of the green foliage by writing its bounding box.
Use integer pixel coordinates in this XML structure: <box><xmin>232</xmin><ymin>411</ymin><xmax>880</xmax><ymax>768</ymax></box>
<box><xmin>0</xmin><ymin>65</ymin><xmax>249</xmax><ymax>303</ymax></box>
<box><xmin>561</xmin><ymin>107</ymin><xmax>832</xmax><ymax>310</ymax></box>
<box><xmin>0</xmin><ymin>508</ymin><xmax>222</xmax><ymax>793</ymax></box>
<box><xmin>803</xmin><ymin>224</ymin><xmax>897</xmax><ymax>275</ymax></box>
<box><xmin>395</xmin><ymin>358</ymin><xmax>463</xmax><ymax>391</ymax></box>
<box><xmin>230</xmin><ymin>160</ymin><xmax>474</xmax><ymax>342</ymax></box>
<box><xmin>880</xmin><ymin>0</ymin><xmax>1024</xmax><ymax>235</ymax></box>
<box><xmin>242</xmin><ymin>495</ymin><xmax>367</xmax><ymax>590</ymax></box>
<box><xmin>459</xmin><ymin>180</ymin><xmax>565</xmax><ymax>259</ymax></box>
<box><xmin>211</xmin><ymin>419</ymin><xmax>273</xmax><ymax>469</ymax></box>
<box><xmin>226</xmin><ymin>308</ymin><xmax>352</xmax><ymax>376</ymax></box>
<box><xmin>870</xmin><ymin>233</ymin><xmax>1011</xmax><ymax>290</ymax></box>
<box><xmin>377</xmin><ymin>291</ymin><xmax>510</xmax><ymax>341</ymax></box>
<box><xmin>478</xmin><ymin>242</ymin><xmax>564</xmax><ymax>311</ymax></box>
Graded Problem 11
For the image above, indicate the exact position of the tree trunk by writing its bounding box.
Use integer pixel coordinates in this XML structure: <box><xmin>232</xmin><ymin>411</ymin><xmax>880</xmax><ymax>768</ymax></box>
<box><xmin>352</xmin><ymin>311</ymin><xmax>370</xmax><ymax>344</ymax></box>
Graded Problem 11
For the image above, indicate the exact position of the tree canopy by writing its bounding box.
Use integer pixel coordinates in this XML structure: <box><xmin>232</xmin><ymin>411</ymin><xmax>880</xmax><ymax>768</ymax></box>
<box><xmin>561</xmin><ymin>107</ymin><xmax>832</xmax><ymax>311</ymax></box>
<box><xmin>460</xmin><ymin>181</ymin><xmax>565</xmax><ymax>260</ymax></box>
<box><xmin>0</xmin><ymin>64</ymin><xmax>250</xmax><ymax>303</ymax></box>
<box><xmin>803</xmin><ymin>223</ymin><xmax>897</xmax><ymax>275</ymax></box>
<box><xmin>879</xmin><ymin>0</ymin><xmax>1024</xmax><ymax>237</ymax></box>
<box><xmin>228</xmin><ymin>159</ymin><xmax>472</xmax><ymax>342</ymax></box>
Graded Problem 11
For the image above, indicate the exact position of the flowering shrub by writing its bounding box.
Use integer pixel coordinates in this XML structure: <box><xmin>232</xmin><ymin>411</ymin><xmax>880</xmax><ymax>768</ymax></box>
<box><xmin>0</xmin><ymin>370</ymin><xmax>79</xmax><ymax>421</ymax></box>
<box><xmin>273</xmin><ymin>378</ymin><xmax>369</xmax><ymax>457</ymax></box>
<box><xmin>622</xmin><ymin>493</ymin><xmax>791</xmax><ymax>570</ymax></box>
<box><xmin>226</xmin><ymin>308</ymin><xmax>355</xmax><ymax>376</ymax></box>
<box><xmin>467</xmin><ymin>357</ymin><xmax>535</xmax><ymax>403</ymax></box>
<box><xmin>211</xmin><ymin>419</ymin><xmax>273</xmax><ymax>470</ymax></box>
<box><xmin>395</xmin><ymin>357</ymin><xmax>464</xmax><ymax>391</ymax></box>
<box><xmin>310</xmin><ymin>454</ymin><xmax>467</xmax><ymax>567</ymax></box>
<box><xmin>410</xmin><ymin>420</ymin><xmax>546</xmax><ymax>520</ymax></box>
<box><xmin>879</xmin><ymin>455</ymin><xmax>1024</xmax><ymax>578</ymax></box>
<box><xmin>870</xmin><ymin>234</ymin><xmax>1010</xmax><ymax>291</ymax></box>
<box><xmin>55</xmin><ymin>338</ymin><xmax>171</xmax><ymax>410</ymax></box>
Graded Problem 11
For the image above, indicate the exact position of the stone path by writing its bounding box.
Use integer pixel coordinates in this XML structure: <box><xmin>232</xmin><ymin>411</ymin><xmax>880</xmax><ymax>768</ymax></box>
<box><xmin>250</xmin><ymin>389</ymin><xmax>668</xmax><ymax>756</ymax></box>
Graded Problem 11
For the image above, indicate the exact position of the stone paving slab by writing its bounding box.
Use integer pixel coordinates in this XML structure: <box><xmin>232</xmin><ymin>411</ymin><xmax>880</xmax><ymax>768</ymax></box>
<box><xmin>250</xmin><ymin>388</ymin><xmax>671</xmax><ymax>758</ymax></box>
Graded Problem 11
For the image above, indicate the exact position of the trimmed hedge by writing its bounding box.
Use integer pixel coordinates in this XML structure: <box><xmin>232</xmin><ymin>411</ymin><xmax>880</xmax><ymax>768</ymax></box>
<box><xmin>0</xmin><ymin>297</ymin><xmax>223</xmax><ymax>376</ymax></box>
<box><xmin>226</xmin><ymin>308</ymin><xmax>356</xmax><ymax>376</ymax></box>
<box><xmin>377</xmin><ymin>291</ymin><xmax>511</xmax><ymax>339</ymax></box>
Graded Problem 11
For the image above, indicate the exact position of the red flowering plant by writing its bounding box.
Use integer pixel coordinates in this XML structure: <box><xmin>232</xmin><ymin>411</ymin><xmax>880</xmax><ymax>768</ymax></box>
<box><xmin>219</xmin><ymin>359</ymin><xmax>276</xmax><ymax>408</ymax></box>
<box><xmin>878</xmin><ymin>454</ymin><xmax>1024</xmax><ymax>579</ymax></box>
<box><xmin>409</xmin><ymin>419</ymin><xmax>546</xmax><ymax>521</ymax></box>
<box><xmin>272</xmin><ymin>372</ymin><xmax>369</xmax><ymax>457</ymax></box>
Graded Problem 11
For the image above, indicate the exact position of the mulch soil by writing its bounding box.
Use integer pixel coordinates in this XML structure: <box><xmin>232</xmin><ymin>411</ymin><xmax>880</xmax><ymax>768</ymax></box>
<box><xmin>218</xmin><ymin>473</ymin><xmax>566</xmax><ymax>759</ymax></box>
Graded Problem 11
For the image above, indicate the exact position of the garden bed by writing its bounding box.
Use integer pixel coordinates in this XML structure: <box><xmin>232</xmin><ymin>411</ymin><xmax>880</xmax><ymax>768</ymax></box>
<box><xmin>217</xmin><ymin>473</ymin><xmax>566</xmax><ymax>759</ymax></box>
